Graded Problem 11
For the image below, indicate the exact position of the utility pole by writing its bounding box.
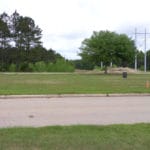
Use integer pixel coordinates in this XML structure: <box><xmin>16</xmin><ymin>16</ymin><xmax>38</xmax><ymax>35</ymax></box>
<box><xmin>144</xmin><ymin>28</ymin><xmax>147</xmax><ymax>72</ymax></box>
<box><xmin>134</xmin><ymin>28</ymin><xmax>137</xmax><ymax>71</ymax></box>
<box><xmin>134</xmin><ymin>28</ymin><xmax>150</xmax><ymax>72</ymax></box>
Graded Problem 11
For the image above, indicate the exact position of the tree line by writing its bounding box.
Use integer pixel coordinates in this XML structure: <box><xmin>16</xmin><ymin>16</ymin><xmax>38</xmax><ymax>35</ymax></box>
<box><xmin>0</xmin><ymin>11</ymin><xmax>74</xmax><ymax>72</ymax></box>
<box><xmin>73</xmin><ymin>50</ymin><xmax>150</xmax><ymax>71</ymax></box>
<box><xmin>1</xmin><ymin>11</ymin><xmax>149</xmax><ymax>72</ymax></box>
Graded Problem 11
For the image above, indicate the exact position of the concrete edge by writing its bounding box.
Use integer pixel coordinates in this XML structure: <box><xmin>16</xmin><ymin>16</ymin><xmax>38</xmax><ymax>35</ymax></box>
<box><xmin>0</xmin><ymin>93</ymin><xmax>150</xmax><ymax>99</ymax></box>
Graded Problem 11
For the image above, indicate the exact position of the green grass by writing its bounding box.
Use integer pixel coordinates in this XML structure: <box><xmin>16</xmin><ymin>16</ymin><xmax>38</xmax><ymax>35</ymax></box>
<box><xmin>0</xmin><ymin>124</ymin><xmax>150</xmax><ymax>150</ymax></box>
<box><xmin>0</xmin><ymin>73</ymin><xmax>150</xmax><ymax>95</ymax></box>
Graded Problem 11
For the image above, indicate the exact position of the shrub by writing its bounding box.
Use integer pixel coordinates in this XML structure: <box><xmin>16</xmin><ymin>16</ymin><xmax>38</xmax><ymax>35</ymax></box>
<box><xmin>7</xmin><ymin>60</ymin><xmax>75</xmax><ymax>72</ymax></box>
<box><xmin>34</xmin><ymin>61</ymin><xmax>47</xmax><ymax>72</ymax></box>
<box><xmin>53</xmin><ymin>59</ymin><xmax>75</xmax><ymax>72</ymax></box>
<box><xmin>9</xmin><ymin>64</ymin><xmax>16</xmax><ymax>72</ymax></box>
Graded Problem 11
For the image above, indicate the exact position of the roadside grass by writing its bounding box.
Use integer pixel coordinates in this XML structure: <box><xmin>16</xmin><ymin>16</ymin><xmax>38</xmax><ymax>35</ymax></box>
<box><xmin>0</xmin><ymin>124</ymin><xmax>150</xmax><ymax>150</ymax></box>
<box><xmin>0</xmin><ymin>73</ymin><xmax>150</xmax><ymax>95</ymax></box>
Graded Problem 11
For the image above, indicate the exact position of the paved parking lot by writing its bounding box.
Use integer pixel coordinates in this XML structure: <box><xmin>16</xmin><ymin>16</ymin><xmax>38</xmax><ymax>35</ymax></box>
<box><xmin>0</xmin><ymin>96</ymin><xmax>150</xmax><ymax>127</ymax></box>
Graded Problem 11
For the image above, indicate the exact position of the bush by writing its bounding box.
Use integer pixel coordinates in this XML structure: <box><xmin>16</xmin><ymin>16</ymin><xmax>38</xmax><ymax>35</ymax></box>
<box><xmin>7</xmin><ymin>60</ymin><xmax>75</xmax><ymax>72</ymax></box>
<box><xmin>20</xmin><ymin>62</ymin><xmax>31</xmax><ymax>72</ymax></box>
<box><xmin>72</xmin><ymin>60</ymin><xmax>94</xmax><ymax>70</ymax></box>
<box><xmin>52</xmin><ymin>59</ymin><xmax>74</xmax><ymax>72</ymax></box>
<box><xmin>34</xmin><ymin>61</ymin><xmax>47</xmax><ymax>72</ymax></box>
<box><xmin>139</xmin><ymin>65</ymin><xmax>144</xmax><ymax>71</ymax></box>
<box><xmin>9</xmin><ymin>63</ymin><xmax>16</xmax><ymax>72</ymax></box>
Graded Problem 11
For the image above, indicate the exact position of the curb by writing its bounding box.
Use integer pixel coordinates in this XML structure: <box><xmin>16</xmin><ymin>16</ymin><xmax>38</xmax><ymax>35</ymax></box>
<box><xmin>0</xmin><ymin>93</ymin><xmax>150</xmax><ymax>99</ymax></box>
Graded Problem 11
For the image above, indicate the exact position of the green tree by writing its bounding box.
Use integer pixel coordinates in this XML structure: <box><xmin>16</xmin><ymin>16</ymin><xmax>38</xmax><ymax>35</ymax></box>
<box><xmin>79</xmin><ymin>30</ymin><xmax>136</xmax><ymax>73</ymax></box>
<box><xmin>0</xmin><ymin>11</ymin><xmax>69</xmax><ymax>72</ymax></box>
<box><xmin>0</xmin><ymin>13</ymin><xmax>10</xmax><ymax>49</ymax></box>
<box><xmin>146</xmin><ymin>50</ymin><xmax>150</xmax><ymax>71</ymax></box>
<box><xmin>14</xmin><ymin>16</ymin><xmax>42</xmax><ymax>51</ymax></box>
<box><xmin>10</xmin><ymin>11</ymin><xmax>21</xmax><ymax>48</ymax></box>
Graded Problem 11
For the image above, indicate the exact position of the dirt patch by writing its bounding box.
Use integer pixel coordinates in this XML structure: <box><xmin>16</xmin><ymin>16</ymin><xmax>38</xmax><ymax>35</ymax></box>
<box><xmin>15</xmin><ymin>80</ymin><xmax>63</xmax><ymax>84</ymax></box>
<box><xmin>76</xmin><ymin>67</ymin><xmax>140</xmax><ymax>74</ymax></box>
<box><xmin>108</xmin><ymin>67</ymin><xmax>138</xmax><ymax>74</ymax></box>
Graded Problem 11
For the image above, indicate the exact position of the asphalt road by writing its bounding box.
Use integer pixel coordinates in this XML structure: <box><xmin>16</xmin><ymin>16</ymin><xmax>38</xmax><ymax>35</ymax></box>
<box><xmin>0</xmin><ymin>96</ymin><xmax>150</xmax><ymax>127</ymax></box>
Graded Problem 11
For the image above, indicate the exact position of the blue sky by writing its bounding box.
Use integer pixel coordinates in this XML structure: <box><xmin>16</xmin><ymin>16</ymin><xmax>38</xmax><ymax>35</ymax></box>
<box><xmin>1</xmin><ymin>0</ymin><xmax>150</xmax><ymax>59</ymax></box>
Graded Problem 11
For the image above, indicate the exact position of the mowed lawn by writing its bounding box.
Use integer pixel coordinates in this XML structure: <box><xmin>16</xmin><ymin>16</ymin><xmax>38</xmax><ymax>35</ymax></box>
<box><xmin>0</xmin><ymin>124</ymin><xmax>150</xmax><ymax>150</ymax></box>
<box><xmin>0</xmin><ymin>73</ymin><xmax>150</xmax><ymax>95</ymax></box>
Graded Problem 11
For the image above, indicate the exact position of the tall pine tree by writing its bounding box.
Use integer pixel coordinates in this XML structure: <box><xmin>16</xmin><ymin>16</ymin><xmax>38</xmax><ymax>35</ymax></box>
<box><xmin>0</xmin><ymin>12</ymin><xmax>10</xmax><ymax>49</ymax></box>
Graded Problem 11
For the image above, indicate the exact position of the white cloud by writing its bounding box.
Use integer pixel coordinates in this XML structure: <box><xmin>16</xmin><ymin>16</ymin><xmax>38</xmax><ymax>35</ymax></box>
<box><xmin>1</xmin><ymin>0</ymin><xmax>150</xmax><ymax>59</ymax></box>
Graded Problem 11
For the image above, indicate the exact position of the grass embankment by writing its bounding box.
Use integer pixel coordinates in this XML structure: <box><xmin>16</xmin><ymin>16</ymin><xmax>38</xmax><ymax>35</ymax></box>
<box><xmin>0</xmin><ymin>124</ymin><xmax>150</xmax><ymax>150</ymax></box>
<box><xmin>0</xmin><ymin>73</ymin><xmax>150</xmax><ymax>95</ymax></box>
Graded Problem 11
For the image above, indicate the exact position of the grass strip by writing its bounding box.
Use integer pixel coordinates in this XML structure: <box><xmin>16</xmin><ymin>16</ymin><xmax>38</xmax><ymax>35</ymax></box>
<box><xmin>0</xmin><ymin>124</ymin><xmax>150</xmax><ymax>150</ymax></box>
<box><xmin>0</xmin><ymin>73</ymin><xmax>150</xmax><ymax>95</ymax></box>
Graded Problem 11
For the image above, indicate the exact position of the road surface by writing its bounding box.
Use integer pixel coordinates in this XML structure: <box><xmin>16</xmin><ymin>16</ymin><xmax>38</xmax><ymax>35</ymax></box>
<box><xmin>0</xmin><ymin>96</ymin><xmax>150</xmax><ymax>127</ymax></box>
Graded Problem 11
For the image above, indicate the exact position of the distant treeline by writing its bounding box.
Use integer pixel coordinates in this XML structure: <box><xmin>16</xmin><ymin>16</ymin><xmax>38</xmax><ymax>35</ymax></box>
<box><xmin>0</xmin><ymin>11</ymin><xmax>74</xmax><ymax>72</ymax></box>
<box><xmin>0</xmin><ymin>47</ymin><xmax>74</xmax><ymax>72</ymax></box>
<box><xmin>72</xmin><ymin>50</ymin><xmax>150</xmax><ymax>71</ymax></box>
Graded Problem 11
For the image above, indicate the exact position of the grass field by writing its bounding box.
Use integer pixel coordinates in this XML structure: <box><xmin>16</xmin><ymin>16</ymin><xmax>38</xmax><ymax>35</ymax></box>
<box><xmin>0</xmin><ymin>124</ymin><xmax>150</xmax><ymax>150</ymax></box>
<box><xmin>0</xmin><ymin>73</ymin><xmax>150</xmax><ymax>95</ymax></box>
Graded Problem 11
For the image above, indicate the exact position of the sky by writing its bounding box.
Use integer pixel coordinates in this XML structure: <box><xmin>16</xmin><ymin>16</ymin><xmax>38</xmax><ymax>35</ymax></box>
<box><xmin>1</xmin><ymin>0</ymin><xmax>150</xmax><ymax>59</ymax></box>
